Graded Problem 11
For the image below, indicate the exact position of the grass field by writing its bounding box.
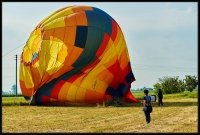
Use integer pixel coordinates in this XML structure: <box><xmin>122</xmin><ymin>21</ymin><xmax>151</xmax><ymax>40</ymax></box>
<box><xmin>2</xmin><ymin>90</ymin><xmax>198</xmax><ymax>133</ymax></box>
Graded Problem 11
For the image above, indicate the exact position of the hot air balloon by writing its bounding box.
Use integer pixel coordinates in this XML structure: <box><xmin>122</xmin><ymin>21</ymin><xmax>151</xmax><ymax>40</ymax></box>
<box><xmin>19</xmin><ymin>5</ymin><xmax>138</xmax><ymax>105</ymax></box>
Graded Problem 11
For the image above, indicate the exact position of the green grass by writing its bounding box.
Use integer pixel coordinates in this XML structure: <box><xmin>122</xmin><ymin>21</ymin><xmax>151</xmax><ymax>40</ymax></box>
<box><xmin>158</xmin><ymin>90</ymin><xmax>198</xmax><ymax>99</ymax></box>
<box><xmin>1</xmin><ymin>90</ymin><xmax>197</xmax><ymax>107</ymax></box>
<box><xmin>132</xmin><ymin>90</ymin><xmax>156</xmax><ymax>99</ymax></box>
<box><xmin>132</xmin><ymin>90</ymin><xmax>198</xmax><ymax>100</ymax></box>
<box><xmin>2</xmin><ymin>97</ymin><xmax>29</xmax><ymax>106</ymax></box>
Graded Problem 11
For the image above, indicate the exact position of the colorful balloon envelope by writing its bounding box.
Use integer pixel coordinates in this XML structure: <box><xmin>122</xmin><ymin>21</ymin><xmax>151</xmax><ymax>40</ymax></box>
<box><xmin>19</xmin><ymin>5</ymin><xmax>138</xmax><ymax>105</ymax></box>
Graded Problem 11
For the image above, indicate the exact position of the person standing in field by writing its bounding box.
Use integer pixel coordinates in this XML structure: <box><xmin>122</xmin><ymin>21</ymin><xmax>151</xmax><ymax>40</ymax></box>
<box><xmin>158</xmin><ymin>89</ymin><xmax>163</xmax><ymax>106</ymax></box>
<box><xmin>143</xmin><ymin>89</ymin><xmax>152</xmax><ymax>124</ymax></box>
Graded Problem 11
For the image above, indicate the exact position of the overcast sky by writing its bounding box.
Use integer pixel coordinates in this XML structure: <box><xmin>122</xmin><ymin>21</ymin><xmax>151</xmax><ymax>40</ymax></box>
<box><xmin>2</xmin><ymin>2</ymin><xmax>198</xmax><ymax>93</ymax></box>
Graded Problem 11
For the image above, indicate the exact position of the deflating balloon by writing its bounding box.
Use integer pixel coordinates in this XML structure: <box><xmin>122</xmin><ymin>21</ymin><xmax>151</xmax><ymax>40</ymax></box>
<box><xmin>19</xmin><ymin>5</ymin><xmax>138</xmax><ymax>105</ymax></box>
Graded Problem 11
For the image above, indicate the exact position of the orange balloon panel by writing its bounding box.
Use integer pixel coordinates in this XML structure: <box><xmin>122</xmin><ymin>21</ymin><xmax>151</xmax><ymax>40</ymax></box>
<box><xmin>19</xmin><ymin>5</ymin><xmax>138</xmax><ymax>105</ymax></box>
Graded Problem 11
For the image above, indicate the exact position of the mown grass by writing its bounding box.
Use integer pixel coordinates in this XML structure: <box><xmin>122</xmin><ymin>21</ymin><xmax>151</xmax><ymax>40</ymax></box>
<box><xmin>2</xmin><ymin>90</ymin><xmax>198</xmax><ymax>133</ymax></box>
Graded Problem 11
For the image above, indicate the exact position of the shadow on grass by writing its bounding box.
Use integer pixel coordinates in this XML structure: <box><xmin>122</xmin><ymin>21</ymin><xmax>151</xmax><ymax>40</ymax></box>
<box><xmin>152</xmin><ymin>101</ymin><xmax>198</xmax><ymax>107</ymax></box>
<box><xmin>2</xmin><ymin>102</ymin><xmax>30</xmax><ymax>106</ymax></box>
<box><xmin>121</xmin><ymin>101</ymin><xmax>198</xmax><ymax>107</ymax></box>
<box><xmin>2</xmin><ymin>101</ymin><xmax>197</xmax><ymax>107</ymax></box>
<box><xmin>2</xmin><ymin>102</ymin><xmax>98</xmax><ymax>107</ymax></box>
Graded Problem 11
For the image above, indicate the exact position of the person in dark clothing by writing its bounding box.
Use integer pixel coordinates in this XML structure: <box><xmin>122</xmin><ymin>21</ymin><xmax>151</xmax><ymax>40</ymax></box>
<box><xmin>158</xmin><ymin>89</ymin><xmax>163</xmax><ymax>106</ymax></box>
<box><xmin>143</xmin><ymin>89</ymin><xmax>152</xmax><ymax>124</ymax></box>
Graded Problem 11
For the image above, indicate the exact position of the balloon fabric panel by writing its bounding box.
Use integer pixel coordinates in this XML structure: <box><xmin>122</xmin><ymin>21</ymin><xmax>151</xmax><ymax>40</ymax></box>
<box><xmin>19</xmin><ymin>5</ymin><xmax>138</xmax><ymax>105</ymax></box>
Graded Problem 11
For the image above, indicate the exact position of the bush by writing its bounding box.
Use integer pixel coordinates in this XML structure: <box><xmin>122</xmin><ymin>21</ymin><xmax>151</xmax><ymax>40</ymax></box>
<box><xmin>184</xmin><ymin>75</ymin><xmax>198</xmax><ymax>92</ymax></box>
<box><xmin>154</xmin><ymin>76</ymin><xmax>185</xmax><ymax>94</ymax></box>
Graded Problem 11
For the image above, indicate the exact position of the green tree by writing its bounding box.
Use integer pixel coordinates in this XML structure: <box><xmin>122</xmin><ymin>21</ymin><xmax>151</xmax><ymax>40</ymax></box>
<box><xmin>184</xmin><ymin>75</ymin><xmax>198</xmax><ymax>92</ymax></box>
<box><xmin>154</xmin><ymin>76</ymin><xmax>183</xmax><ymax>94</ymax></box>
<box><xmin>153</xmin><ymin>82</ymin><xmax>162</xmax><ymax>95</ymax></box>
<box><xmin>178</xmin><ymin>80</ymin><xmax>185</xmax><ymax>92</ymax></box>
<box><xmin>11</xmin><ymin>84</ymin><xmax>16</xmax><ymax>94</ymax></box>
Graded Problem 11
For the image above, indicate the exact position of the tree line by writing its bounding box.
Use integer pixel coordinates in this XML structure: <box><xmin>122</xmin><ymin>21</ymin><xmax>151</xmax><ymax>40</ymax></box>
<box><xmin>153</xmin><ymin>75</ymin><xmax>198</xmax><ymax>94</ymax></box>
